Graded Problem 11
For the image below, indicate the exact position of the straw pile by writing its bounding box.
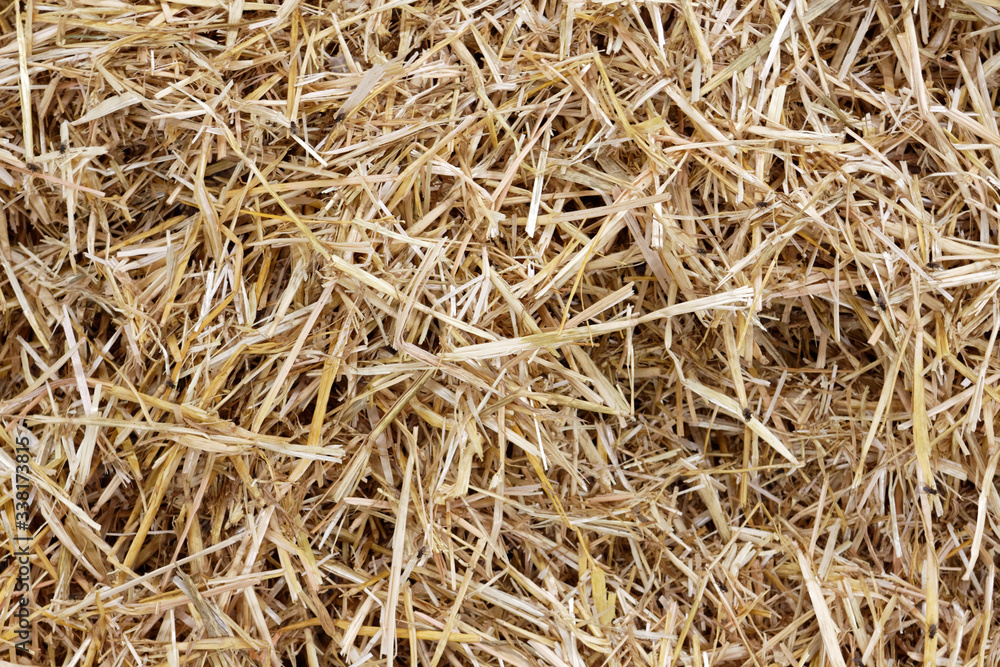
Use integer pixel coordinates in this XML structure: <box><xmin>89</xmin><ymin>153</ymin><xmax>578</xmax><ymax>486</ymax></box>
<box><xmin>2</xmin><ymin>0</ymin><xmax>1000</xmax><ymax>664</ymax></box>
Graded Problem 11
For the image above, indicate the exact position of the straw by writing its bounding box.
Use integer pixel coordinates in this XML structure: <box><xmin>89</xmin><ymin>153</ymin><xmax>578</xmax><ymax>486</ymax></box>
<box><xmin>1</xmin><ymin>0</ymin><xmax>998</xmax><ymax>665</ymax></box>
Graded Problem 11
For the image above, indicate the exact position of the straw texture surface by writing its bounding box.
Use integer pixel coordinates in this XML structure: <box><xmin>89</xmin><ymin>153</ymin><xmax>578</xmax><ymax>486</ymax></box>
<box><xmin>1</xmin><ymin>1</ymin><xmax>999</xmax><ymax>666</ymax></box>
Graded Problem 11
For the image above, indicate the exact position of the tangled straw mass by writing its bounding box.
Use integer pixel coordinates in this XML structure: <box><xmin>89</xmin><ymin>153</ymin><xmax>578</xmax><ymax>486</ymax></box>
<box><xmin>2</xmin><ymin>0</ymin><xmax>1000</xmax><ymax>665</ymax></box>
